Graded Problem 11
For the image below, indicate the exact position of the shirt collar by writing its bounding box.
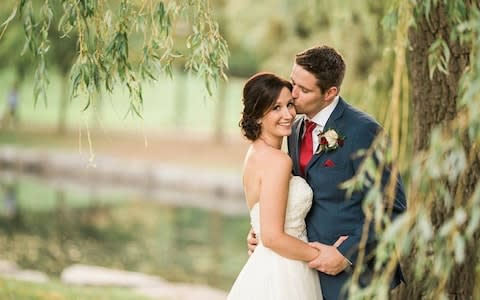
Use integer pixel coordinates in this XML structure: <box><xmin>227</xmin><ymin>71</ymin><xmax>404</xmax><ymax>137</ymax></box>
<box><xmin>309</xmin><ymin>95</ymin><xmax>339</xmax><ymax>129</ymax></box>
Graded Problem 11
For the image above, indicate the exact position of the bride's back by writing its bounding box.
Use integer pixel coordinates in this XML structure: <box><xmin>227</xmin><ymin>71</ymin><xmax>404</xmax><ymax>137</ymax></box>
<box><xmin>243</xmin><ymin>140</ymin><xmax>314</xmax><ymax>237</ymax></box>
<box><xmin>242</xmin><ymin>143</ymin><xmax>287</xmax><ymax>210</ymax></box>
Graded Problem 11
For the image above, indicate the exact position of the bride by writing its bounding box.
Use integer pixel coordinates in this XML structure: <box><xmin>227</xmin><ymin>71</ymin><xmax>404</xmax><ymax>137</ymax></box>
<box><xmin>227</xmin><ymin>72</ymin><xmax>322</xmax><ymax>300</ymax></box>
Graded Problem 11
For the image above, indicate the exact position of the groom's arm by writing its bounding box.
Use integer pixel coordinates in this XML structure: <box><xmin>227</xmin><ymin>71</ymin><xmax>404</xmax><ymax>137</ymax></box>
<box><xmin>335</xmin><ymin>224</ymin><xmax>375</xmax><ymax>267</ymax></box>
<box><xmin>336</xmin><ymin>171</ymin><xmax>406</xmax><ymax>266</ymax></box>
<box><xmin>337</xmin><ymin>122</ymin><xmax>407</xmax><ymax>266</ymax></box>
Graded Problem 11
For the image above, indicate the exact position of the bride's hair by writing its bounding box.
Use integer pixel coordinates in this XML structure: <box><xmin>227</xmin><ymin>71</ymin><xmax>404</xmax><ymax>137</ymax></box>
<box><xmin>240</xmin><ymin>72</ymin><xmax>292</xmax><ymax>141</ymax></box>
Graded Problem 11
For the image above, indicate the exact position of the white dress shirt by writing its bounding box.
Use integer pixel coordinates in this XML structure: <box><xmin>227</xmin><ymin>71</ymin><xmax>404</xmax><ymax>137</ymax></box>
<box><xmin>304</xmin><ymin>96</ymin><xmax>340</xmax><ymax>154</ymax></box>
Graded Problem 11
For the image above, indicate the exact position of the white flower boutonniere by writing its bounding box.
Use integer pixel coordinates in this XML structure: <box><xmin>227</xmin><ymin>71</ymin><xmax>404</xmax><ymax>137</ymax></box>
<box><xmin>315</xmin><ymin>129</ymin><xmax>345</xmax><ymax>154</ymax></box>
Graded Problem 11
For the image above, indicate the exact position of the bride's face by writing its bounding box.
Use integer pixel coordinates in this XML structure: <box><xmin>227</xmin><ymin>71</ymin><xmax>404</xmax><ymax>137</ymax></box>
<box><xmin>259</xmin><ymin>87</ymin><xmax>296</xmax><ymax>139</ymax></box>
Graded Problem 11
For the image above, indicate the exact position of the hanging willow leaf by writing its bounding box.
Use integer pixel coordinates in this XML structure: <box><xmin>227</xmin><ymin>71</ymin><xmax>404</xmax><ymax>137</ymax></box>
<box><xmin>0</xmin><ymin>0</ymin><xmax>228</xmax><ymax>114</ymax></box>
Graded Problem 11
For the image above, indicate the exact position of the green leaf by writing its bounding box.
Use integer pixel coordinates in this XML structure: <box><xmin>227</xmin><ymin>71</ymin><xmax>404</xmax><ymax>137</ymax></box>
<box><xmin>428</xmin><ymin>38</ymin><xmax>450</xmax><ymax>79</ymax></box>
<box><xmin>0</xmin><ymin>6</ymin><xmax>17</xmax><ymax>40</ymax></box>
<box><xmin>454</xmin><ymin>234</ymin><xmax>466</xmax><ymax>263</ymax></box>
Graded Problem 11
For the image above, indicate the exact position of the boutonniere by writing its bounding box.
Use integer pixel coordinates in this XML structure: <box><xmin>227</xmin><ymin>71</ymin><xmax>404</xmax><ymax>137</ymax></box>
<box><xmin>315</xmin><ymin>129</ymin><xmax>345</xmax><ymax>154</ymax></box>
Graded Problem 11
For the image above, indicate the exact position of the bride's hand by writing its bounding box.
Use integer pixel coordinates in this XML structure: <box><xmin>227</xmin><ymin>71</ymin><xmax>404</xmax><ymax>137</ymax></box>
<box><xmin>307</xmin><ymin>238</ymin><xmax>350</xmax><ymax>276</ymax></box>
<box><xmin>247</xmin><ymin>228</ymin><xmax>258</xmax><ymax>255</ymax></box>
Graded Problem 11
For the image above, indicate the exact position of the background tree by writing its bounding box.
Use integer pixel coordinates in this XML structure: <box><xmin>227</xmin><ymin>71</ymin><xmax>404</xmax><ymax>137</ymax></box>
<box><xmin>0</xmin><ymin>0</ymin><xmax>35</xmax><ymax>87</ymax></box>
<box><xmin>3</xmin><ymin>0</ymin><xmax>480</xmax><ymax>297</ymax></box>
<box><xmin>399</xmin><ymin>1</ymin><xmax>479</xmax><ymax>298</ymax></box>
<box><xmin>343</xmin><ymin>1</ymin><xmax>480</xmax><ymax>299</ymax></box>
<box><xmin>48</xmin><ymin>13</ymin><xmax>77</xmax><ymax>134</ymax></box>
<box><xmin>1</xmin><ymin>0</ymin><xmax>229</xmax><ymax>115</ymax></box>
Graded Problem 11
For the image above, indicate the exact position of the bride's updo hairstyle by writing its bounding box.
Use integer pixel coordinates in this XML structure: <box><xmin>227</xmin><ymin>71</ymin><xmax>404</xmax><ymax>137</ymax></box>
<box><xmin>240</xmin><ymin>72</ymin><xmax>293</xmax><ymax>141</ymax></box>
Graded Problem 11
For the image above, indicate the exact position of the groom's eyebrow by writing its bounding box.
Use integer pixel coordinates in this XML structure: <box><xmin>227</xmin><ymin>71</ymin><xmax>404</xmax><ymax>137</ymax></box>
<box><xmin>296</xmin><ymin>83</ymin><xmax>311</xmax><ymax>92</ymax></box>
<box><xmin>291</xmin><ymin>78</ymin><xmax>311</xmax><ymax>91</ymax></box>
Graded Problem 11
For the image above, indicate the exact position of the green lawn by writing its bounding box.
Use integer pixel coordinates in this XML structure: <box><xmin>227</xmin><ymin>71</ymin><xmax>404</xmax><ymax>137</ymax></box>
<box><xmin>0</xmin><ymin>67</ymin><xmax>383</xmax><ymax>137</ymax></box>
<box><xmin>0</xmin><ymin>69</ymin><xmax>245</xmax><ymax>135</ymax></box>
<box><xmin>0</xmin><ymin>278</ymin><xmax>157</xmax><ymax>300</ymax></box>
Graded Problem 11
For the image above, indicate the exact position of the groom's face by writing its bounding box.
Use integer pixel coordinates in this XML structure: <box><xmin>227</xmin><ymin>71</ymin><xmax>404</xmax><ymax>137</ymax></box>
<box><xmin>290</xmin><ymin>64</ymin><xmax>328</xmax><ymax>119</ymax></box>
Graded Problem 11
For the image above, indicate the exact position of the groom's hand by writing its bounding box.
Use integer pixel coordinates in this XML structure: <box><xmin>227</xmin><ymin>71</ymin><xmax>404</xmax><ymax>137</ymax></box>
<box><xmin>247</xmin><ymin>228</ymin><xmax>258</xmax><ymax>256</ymax></box>
<box><xmin>308</xmin><ymin>237</ymin><xmax>350</xmax><ymax>275</ymax></box>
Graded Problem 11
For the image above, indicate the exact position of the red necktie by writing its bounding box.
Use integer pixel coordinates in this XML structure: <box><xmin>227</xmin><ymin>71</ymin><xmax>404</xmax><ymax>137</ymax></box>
<box><xmin>300</xmin><ymin>120</ymin><xmax>316</xmax><ymax>176</ymax></box>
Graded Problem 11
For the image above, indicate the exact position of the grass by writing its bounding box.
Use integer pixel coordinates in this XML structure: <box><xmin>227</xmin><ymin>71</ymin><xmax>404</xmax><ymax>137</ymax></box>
<box><xmin>0</xmin><ymin>278</ymin><xmax>155</xmax><ymax>300</ymax></box>
<box><xmin>0</xmin><ymin>129</ymin><xmax>79</xmax><ymax>152</ymax></box>
<box><xmin>0</xmin><ymin>65</ymin><xmax>385</xmax><ymax>140</ymax></box>
<box><xmin>9</xmin><ymin>175</ymin><xmax>127</xmax><ymax>212</ymax></box>
<box><xmin>0</xmin><ymin>69</ymin><xmax>245</xmax><ymax>135</ymax></box>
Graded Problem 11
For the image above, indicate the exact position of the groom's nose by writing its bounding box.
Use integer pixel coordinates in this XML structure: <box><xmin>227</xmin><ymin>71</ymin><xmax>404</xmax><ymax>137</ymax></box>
<box><xmin>291</xmin><ymin>85</ymin><xmax>299</xmax><ymax>99</ymax></box>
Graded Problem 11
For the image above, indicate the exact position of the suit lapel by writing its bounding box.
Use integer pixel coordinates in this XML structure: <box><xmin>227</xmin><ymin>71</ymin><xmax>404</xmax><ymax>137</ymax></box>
<box><xmin>323</xmin><ymin>97</ymin><xmax>346</xmax><ymax>131</ymax></box>
<box><xmin>291</xmin><ymin>116</ymin><xmax>305</xmax><ymax>175</ymax></box>
<box><xmin>306</xmin><ymin>98</ymin><xmax>346</xmax><ymax>171</ymax></box>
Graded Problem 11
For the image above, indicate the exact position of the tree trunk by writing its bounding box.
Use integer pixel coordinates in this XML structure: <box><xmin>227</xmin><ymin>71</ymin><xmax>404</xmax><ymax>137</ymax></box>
<box><xmin>57</xmin><ymin>74</ymin><xmax>69</xmax><ymax>135</ymax></box>
<box><xmin>213</xmin><ymin>80</ymin><xmax>227</xmax><ymax>144</ymax></box>
<box><xmin>408</xmin><ymin>5</ymin><xmax>469</xmax><ymax>152</ymax></box>
<box><xmin>395</xmin><ymin>2</ymin><xmax>479</xmax><ymax>299</ymax></box>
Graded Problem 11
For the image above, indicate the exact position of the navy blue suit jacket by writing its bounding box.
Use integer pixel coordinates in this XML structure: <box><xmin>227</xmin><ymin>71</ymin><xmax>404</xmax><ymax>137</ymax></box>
<box><xmin>287</xmin><ymin>98</ymin><xmax>407</xmax><ymax>299</ymax></box>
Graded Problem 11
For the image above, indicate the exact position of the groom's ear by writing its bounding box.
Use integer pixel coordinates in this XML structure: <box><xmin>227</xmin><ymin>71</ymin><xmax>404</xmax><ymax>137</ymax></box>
<box><xmin>324</xmin><ymin>86</ymin><xmax>338</xmax><ymax>102</ymax></box>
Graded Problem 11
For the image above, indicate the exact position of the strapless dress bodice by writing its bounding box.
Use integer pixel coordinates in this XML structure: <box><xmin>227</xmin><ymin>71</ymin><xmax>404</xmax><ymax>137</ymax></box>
<box><xmin>250</xmin><ymin>176</ymin><xmax>313</xmax><ymax>242</ymax></box>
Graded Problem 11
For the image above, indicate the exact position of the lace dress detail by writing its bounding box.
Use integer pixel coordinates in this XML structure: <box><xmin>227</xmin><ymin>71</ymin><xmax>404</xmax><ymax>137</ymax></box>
<box><xmin>228</xmin><ymin>176</ymin><xmax>322</xmax><ymax>300</ymax></box>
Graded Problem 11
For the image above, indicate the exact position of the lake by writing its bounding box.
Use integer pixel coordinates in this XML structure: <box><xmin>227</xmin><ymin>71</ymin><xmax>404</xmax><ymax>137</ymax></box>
<box><xmin>0</xmin><ymin>171</ymin><xmax>250</xmax><ymax>291</ymax></box>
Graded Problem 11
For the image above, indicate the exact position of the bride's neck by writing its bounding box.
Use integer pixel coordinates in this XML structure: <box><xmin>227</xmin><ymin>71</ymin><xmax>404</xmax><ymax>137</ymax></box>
<box><xmin>258</xmin><ymin>136</ymin><xmax>282</xmax><ymax>149</ymax></box>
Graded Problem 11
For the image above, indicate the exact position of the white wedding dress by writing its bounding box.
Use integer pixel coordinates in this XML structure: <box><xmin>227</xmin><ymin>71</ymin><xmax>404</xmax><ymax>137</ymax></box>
<box><xmin>227</xmin><ymin>176</ymin><xmax>322</xmax><ymax>300</ymax></box>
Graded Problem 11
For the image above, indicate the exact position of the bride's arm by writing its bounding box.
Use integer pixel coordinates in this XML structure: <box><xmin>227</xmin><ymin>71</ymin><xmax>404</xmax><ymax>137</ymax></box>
<box><xmin>259</xmin><ymin>153</ymin><xmax>319</xmax><ymax>262</ymax></box>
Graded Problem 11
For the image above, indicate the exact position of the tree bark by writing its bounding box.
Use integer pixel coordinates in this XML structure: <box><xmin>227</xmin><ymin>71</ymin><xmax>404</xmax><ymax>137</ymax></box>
<box><xmin>407</xmin><ymin>3</ymin><xmax>469</xmax><ymax>152</ymax></box>
<box><xmin>395</xmin><ymin>2</ymin><xmax>479</xmax><ymax>299</ymax></box>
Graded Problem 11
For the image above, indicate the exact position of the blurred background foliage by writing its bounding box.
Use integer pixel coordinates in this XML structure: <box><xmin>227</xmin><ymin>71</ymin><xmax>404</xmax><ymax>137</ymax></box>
<box><xmin>1</xmin><ymin>0</ymin><xmax>480</xmax><ymax>299</ymax></box>
<box><xmin>0</xmin><ymin>0</ymin><xmax>396</xmax><ymax>141</ymax></box>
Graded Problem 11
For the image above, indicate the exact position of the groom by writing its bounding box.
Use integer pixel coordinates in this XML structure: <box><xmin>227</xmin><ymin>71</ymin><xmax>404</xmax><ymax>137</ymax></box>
<box><xmin>248</xmin><ymin>45</ymin><xmax>407</xmax><ymax>299</ymax></box>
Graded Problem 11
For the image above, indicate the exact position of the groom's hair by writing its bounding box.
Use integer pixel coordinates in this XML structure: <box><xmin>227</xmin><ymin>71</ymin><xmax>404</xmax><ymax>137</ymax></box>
<box><xmin>240</xmin><ymin>72</ymin><xmax>292</xmax><ymax>141</ymax></box>
<box><xmin>295</xmin><ymin>45</ymin><xmax>345</xmax><ymax>94</ymax></box>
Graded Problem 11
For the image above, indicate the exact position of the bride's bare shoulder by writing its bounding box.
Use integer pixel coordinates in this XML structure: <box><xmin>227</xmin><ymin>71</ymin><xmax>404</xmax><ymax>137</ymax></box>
<box><xmin>245</xmin><ymin>145</ymin><xmax>292</xmax><ymax>174</ymax></box>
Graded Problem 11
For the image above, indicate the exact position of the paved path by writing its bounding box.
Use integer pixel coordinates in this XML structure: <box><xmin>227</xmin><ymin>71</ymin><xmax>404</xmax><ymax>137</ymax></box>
<box><xmin>0</xmin><ymin>145</ymin><xmax>247</xmax><ymax>215</ymax></box>
<box><xmin>0</xmin><ymin>260</ymin><xmax>49</xmax><ymax>283</ymax></box>
<box><xmin>0</xmin><ymin>261</ymin><xmax>227</xmax><ymax>300</ymax></box>
<box><xmin>62</xmin><ymin>264</ymin><xmax>227</xmax><ymax>300</ymax></box>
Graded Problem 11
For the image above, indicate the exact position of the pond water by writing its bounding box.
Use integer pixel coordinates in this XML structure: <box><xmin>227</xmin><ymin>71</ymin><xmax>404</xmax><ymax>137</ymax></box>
<box><xmin>0</xmin><ymin>172</ymin><xmax>250</xmax><ymax>291</ymax></box>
